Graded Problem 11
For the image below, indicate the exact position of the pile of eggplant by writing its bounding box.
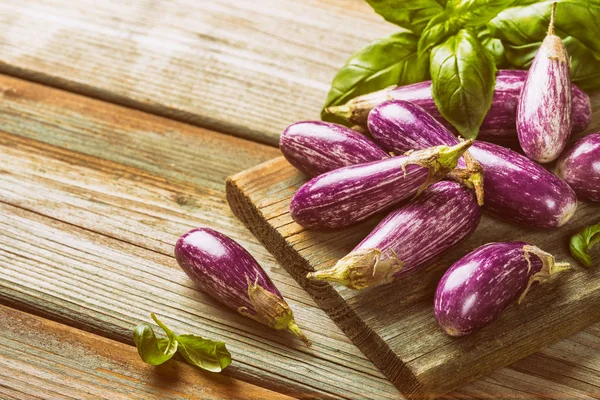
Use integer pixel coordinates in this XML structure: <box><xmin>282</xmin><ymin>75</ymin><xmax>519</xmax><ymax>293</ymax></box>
<box><xmin>282</xmin><ymin>6</ymin><xmax>597</xmax><ymax>337</ymax></box>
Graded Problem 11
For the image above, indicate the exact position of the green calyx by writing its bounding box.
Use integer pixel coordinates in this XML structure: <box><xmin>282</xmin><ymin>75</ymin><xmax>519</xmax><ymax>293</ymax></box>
<box><xmin>518</xmin><ymin>245</ymin><xmax>571</xmax><ymax>304</ymax></box>
<box><xmin>306</xmin><ymin>248</ymin><xmax>404</xmax><ymax>291</ymax></box>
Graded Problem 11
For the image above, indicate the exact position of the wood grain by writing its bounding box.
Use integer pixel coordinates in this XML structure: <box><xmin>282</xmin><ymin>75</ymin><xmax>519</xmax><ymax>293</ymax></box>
<box><xmin>0</xmin><ymin>304</ymin><xmax>292</xmax><ymax>400</ymax></box>
<box><xmin>0</xmin><ymin>0</ymin><xmax>394</xmax><ymax>145</ymax></box>
<box><xmin>226</xmin><ymin>95</ymin><xmax>600</xmax><ymax>398</ymax></box>
<box><xmin>0</xmin><ymin>76</ymin><xmax>398</xmax><ymax>399</ymax></box>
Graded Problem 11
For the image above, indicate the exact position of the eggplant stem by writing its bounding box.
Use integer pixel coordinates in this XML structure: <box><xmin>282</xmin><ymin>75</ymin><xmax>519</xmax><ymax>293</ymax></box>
<box><xmin>324</xmin><ymin>105</ymin><xmax>353</xmax><ymax>120</ymax></box>
<box><xmin>518</xmin><ymin>245</ymin><xmax>570</xmax><ymax>304</ymax></box>
<box><xmin>548</xmin><ymin>2</ymin><xmax>557</xmax><ymax>36</ymax></box>
<box><xmin>287</xmin><ymin>321</ymin><xmax>312</xmax><ymax>347</ymax></box>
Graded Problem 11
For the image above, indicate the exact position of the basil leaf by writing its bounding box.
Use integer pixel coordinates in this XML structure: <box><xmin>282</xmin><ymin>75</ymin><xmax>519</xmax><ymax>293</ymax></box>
<box><xmin>570</xmin><ymin>221</ymin><xmax>600</xmax><ymax>267</ymax></box>
<box><xmin>365</xmin><ymin>0</ymin><xmax>445</xmax><ymax>34</ymax></box>
<box><xmin>322</xmin><ymin>31</ymin><xmax>430</xmax><ymax>121</ymax></box>
<box><xmin>490</xmin><ymin>1</ymin><xmax>600</xmax><ymax>56</ymax></box>
<box><xmin>176</xmin><ymin>334</ymin><xmax>232</xmax><ymax>373</ymax></box>
<box><xmin>430</xmin><ymin>29</ymin><xmax>497</xmax><ymax>139</ymax></box>
<box><xmin>133</xmin><ymin>322</ymin><xmax>178</xmax><ymax>366</ymax></box>
<box><xmin>419</xmin><ymin>0</ymin><xmax>518</xmax><ymax>55</ymax></box>
<box><xmin>478</xmin><ymin>29</ymin><xmax>508</xmax><ymax>67</ymax></box>
<box><xmin>504</xmin><ymin>36</ymin><xmax>600</xmax><ymax>91</ymax></box>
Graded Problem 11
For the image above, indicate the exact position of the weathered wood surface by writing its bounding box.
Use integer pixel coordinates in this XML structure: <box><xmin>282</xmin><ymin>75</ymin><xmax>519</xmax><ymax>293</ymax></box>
<box><xmin>0</xmin><ymin>305</ymin><xmax>292</xmax><ymax>400</ymax></box>
<box><xmin>226</xmin><ymin>94</ymin><xmax>600</xmax><ymax>398</ymax></box>
<box><xmin>0</xmin><ymin>0</ymin><xmax>394</xmax><ymax>145</ymax></box>
<box><xmin>0</xmin><ymin>75</ymin><xmax>399</xmax><ymax>399</ymax></box>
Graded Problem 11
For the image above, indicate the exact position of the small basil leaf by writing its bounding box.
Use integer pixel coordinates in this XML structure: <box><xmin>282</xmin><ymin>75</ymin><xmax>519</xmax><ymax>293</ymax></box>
<box><xmin>176</xmin><ymin>334</ymin><xmax>232</xmax><ymax>373</ymax></box>
<box><xmin>322</xmin><ymin>31</ymin><xmax>430</xmax><ymax>120</ymax></box>
<box><xmin>430</xmin><ymin>29</ymin><xmax>497</xmax><ymax>139</ymax></box>
<box><xmin>570</xmin><ymin>221</ymin><xmax>600</xmax><ymax>267</ymax></box>
<box><xmin>365</xmin><ymin>0</ymin><xmax>444</xmax><ymax>34</ymax></box>
<box><xmin>478</xmin><ymin>30</ymin><xmax>508</xmax><ymax>68</ymax></box>
<box><xmin>133</xmin><ymin>322</ymin><xmax>178</xmax><ymax>366</ymax></box>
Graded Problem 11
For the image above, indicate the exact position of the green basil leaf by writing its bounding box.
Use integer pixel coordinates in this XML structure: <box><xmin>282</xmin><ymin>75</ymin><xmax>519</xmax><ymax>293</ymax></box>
<box><xmin>365</xmin><ymin>0</ymin><xmax>445</xmax><ymax>34</ymax></box>
<box><xmin>570</xmin><ymin>221</ymin><xmax>600</xmax><ymax>267</ymax></box>
<box><xmin>478</xmin><ymin>29</ymin><xmax>508</xmax><ymax>67</ymax></box>
<box><xmin>133</xmin><ymin>322</ymin><xmax>178</xmax><ymax>366</ymax></box>
<box><xmin>504</xmin><ymin>36</ymin><xmax>600</xmax><ymax>91</ymax></box>
<box><xmin>490</xmin><ymin>1</ymin><xmax>600</xmax><ymax>56</ymax></box>
<box><xmin>322</xmin><ymin>31</ymin><xmax>430</xmax><ymax>121</ymax></box>
<box><xmin>430</xmin><ymin>29</ymin><xmax>497</xmax><ymax>139</ymax></box>
<box><xmin>419</xmin><ymin>0</ymin><xmax>518</xmax><ymax>56</ymax></box>
<box><xmin>176</xmin><ymin>334</ymin><xmax>232</xmax><ymax>373</ymax></box>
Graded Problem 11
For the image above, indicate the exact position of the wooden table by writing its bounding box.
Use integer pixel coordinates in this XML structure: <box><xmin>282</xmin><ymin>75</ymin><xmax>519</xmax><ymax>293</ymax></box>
<box><xmin>0</xmin><ymin>1</ymin><xmax>598</xmax><ymax>399</ymax></box>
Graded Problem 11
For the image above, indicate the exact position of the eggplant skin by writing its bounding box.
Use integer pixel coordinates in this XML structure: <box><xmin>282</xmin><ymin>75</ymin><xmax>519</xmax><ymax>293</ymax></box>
<box><xmin>280</xmin><ymin>121</ymin><xmax>388</xmax><ymax>177</ymax></box>
<box><xmin>330</xmin><ymin>70</ymin><xmax>590</xmax><ymax>143</ymax></box>
<box><xmin>175</xmin><ymin>228</ymin><xmax>281</xmax><ymax>312</ymax></box>
<box><xmin>307</xmin><ymin>181</ymin><xmax>480</xmax><ymax>290</ymax></box>
<box><xmin>368</xmin><ymin>100</ymin><xmax>578</xmax><ymax>228</ymax></box>
<box><xmin>556</xmin><ymin>133</ymin><xmax>600</xmax><ymax>202</ymax></box>
<box><xmin>517</xmin><ymin>35</ymin><xmax>573</xmax><ymax>163</ymax></box>
<box><xmin>358</xmin><ymin>181</ymin><xmax>480</xmax><ymax>279</ymax></box>
<box><xmin>435</xmin><ymin>242</ymin><xmax>547</xmax><ymax>337</ymax></box>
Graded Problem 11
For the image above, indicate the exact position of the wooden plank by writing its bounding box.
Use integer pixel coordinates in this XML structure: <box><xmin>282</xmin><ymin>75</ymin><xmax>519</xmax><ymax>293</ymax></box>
<box><xmin>0</xmin><ymin>77</ymin><xmax>399</xmax><ymax>399</ymax></box>
<box><xmin>0</xmin><ymin>304</ymin><xmax>293</xmax><ymax>400</ymax></box>
<box><xmin>225</xmin><ymin>94</ymin><xmax>600</xmax><ymax>398</ymax></box>
<box><xmin>0</xmin><ymin>0</ymin><xmax>394</xmax><ymax>145</ymax></box>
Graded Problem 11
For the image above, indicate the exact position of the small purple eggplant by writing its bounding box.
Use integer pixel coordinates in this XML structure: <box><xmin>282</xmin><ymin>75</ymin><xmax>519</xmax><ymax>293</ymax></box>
<box><xmin>368</xmin><ymin>100</ymin><xmax>578</xmax><ymax>228</ymax></box>
<box><xmin>435</xmin><ymin>242</ymin><xmax>570</xmax><ymax>337</ymax></box>
<box><xmin>324</xmin><ymin>70</ymin><xmax>590</xmax><ymax>144</ymax></box>
<box><xmin>280</xmin><ymin>121</ymin><xmax>389</xmax><ymax>177</ymax></box>
<box><xmin>517</xmin><ymin>4</ymin><xmax>573</xmax><ymax>163</ymax></box>
<box><xmin>556</xmin><ymin>133</ymin><xmax>600</xmax><ymax>202</ymax></box>
<box><xmin>290</xmin><ymin>140</ymin><xmax>473</xmax><ymax>230</ymax></box>
<box><xmin>307</xmin><ymin>181</ymin><xmax>481</xmax><ymax>290</ymax></box>
<box><xmin>175</xmin><ymin>228</ymin><xmax>310</xmax><ymax>346</ymax></box>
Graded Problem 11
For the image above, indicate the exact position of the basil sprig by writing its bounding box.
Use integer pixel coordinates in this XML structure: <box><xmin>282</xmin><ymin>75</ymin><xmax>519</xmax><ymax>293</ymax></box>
<box><xmin>570</xmin><ymin>222</ymin><xmax>600</xmax><ymax>268</ymax></box>
<box><xmin>133</xmin><ymin>313</ymin><xmax>232</xmax><ymax>372</ymax></box>
<box><xmin>324</xmin><ymin>0</ymin><xmax>600</xmax><ymax>138</ymax></box>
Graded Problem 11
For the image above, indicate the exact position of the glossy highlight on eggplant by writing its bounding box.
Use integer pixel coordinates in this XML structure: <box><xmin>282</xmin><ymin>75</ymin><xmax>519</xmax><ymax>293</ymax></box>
<box><xmin>556</xmin><ymin>133</ymin><xmax>600</xmax><ymax>202</ymax></box>
<box><xmin>325</xmin><ymin>70</ymin><xmax>590</xmax><ymax>143</ymax></box>
<box><xmin>435</xmin><ymin>242</ymin><xmax>569</xmax><ymax>337</ymax></box>
<box><xmin>175</xmin><ymin>227</ymin><xmax>311</xmax><ymax>346</ymax></box>
<box><xmin>307</xmin><ymin>181</ymin><xmax>481</xmax><ymax>290</ymax></box>
<box><xmin>280</xmin><ymin>121</ymin><xmax>389</xmax><ymax>177</ymax></box>
<box><xmin>517</xmin><ymin>4</ymin><xmax>572</xmax><ymax>163</ymax></box>
<box><xmin>290</xmin><ymin>141</ymin><xmax>473</xmax><ymax>230</ymax></box>
<box><xmin>368</xmin><ymin>100</ymin><xmax>578</xmax><ymax>228</ymax></box>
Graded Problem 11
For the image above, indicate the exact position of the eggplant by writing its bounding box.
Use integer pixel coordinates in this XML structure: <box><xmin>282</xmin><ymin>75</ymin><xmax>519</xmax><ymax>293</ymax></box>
<box><xmin>290</xmin><ymin>140</ymin><xmax>473</xmax><ymax>230</ymax></box>
<box><xmin>174</xmin><ymin>228</ymin><xmax>310</xmax><ymax>346</ymax></box>
<box><xmin>368</xmin><ymin>100</ymin><xmax>578</xmax><ymax>228</ymax></box>
<box><xmin>517</xmin><ymin>4</ymin><xmax>572</xmax><ymax>163</ymax></box>
<box><xmin>306</xmin><ymin>181</ymin><xmax>480</xmax><ymax>290</ymax></box>
<box><xmin>324</xmin><ymin>70</ymin><xmax>590</xmax><ymax>143</ymax></box>
<box><xmin>556</xmin><ymin>133</ymin><xmax>600</xmax><ymax>202</ymax></box>
<box><xmin>280</xmin><ymin>121</ymin><xmax>389</xmax><ymax>177</ymax></box>
<box><xmin>435</xmin><ymin>242</ymin><xmax>570</xmax><ymax>337</ymax></box>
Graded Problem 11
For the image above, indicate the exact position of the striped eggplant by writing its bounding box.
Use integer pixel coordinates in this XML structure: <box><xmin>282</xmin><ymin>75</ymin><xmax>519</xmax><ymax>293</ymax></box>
<box><xmin>306</xmin><ymin>181</ymin><xmax>481</xmax><ymax>290</ymax></box>
<box><xmin>280</xmin><ymin>121</ymin><xmax>389</xmax><ymax>177</ymax></box>
<box><xmin>435</xmin><ymin>242</ymin><xmax>570</xmax><ymax>337</ymax></box>
<box><xmin>174</xmin><ymin>228</ymin><xmax>310</xmax><ymax>346</ymax></box>
<box><xmin>290</xmin><ymin>140</ymin><xmax>473</xmax><ymax>230</ymax></box>
<box><xmin>368</xmin><ymin>100</ymin><xmax>578</xmax><ymax>228</ymax></box>
<box><xmin>517</xmin><ymin>4</ymin><xmax>572</xmax><ymax>163</ymax></box>
<box><xmin>556</xmin><ymin>133</ymin><xmax>600</xmax><ymax>202</ymax></box>
<box><xmin>324</xmin><ymin>70</ymin><xmax>590</xmax><ymax>144</ymax></box>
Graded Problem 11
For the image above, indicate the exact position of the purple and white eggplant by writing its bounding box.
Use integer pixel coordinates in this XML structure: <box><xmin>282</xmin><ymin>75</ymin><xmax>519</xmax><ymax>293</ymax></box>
<box><xmin>307</xmin><ymin>181</ymin><xmax>481</xmax><ymax>290</ymax></box>
<box><xmin>517</xmin><ymin>4</ymin><xmax>573</xmax><ymax>163</ymax></box>
<box><xmin>280</xmin><ymin>121</ymin><xmax>389</xmax><ymax>177</ymax></box>
<box><xmin>435</xmin><ymin>242</ymin><xmax>570</xmax><ymax>337</ymax></box>
<box><xmin>556</xmin><ymin>133</ymin><xmax>600</xmax><ymax>202</ymax></box>
<box><xmin>324</xmin><ymin>70</ymin><xmax>590</xmax><ymax>144</ymax></box>
<box><xmin>290</xmin><ymin>140</ymin><xmax>473</xmax><ymax>230</ymax></box>
<box><xmin>368</xmin><ymin>100</ymin><xmax>578</xmax><ymax>228</ymax></box>
<box><xmin>174</xmin><ymin>227</ymin><xmax>310</xmax><ymax>346</ymax></box>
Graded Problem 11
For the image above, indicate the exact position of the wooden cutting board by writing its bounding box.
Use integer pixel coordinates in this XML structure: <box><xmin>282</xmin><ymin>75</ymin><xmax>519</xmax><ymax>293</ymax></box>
<box><xmin>226</xmin><ymin>95</ymin><xmax>600</xmax><ymax>399</ymax></box>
